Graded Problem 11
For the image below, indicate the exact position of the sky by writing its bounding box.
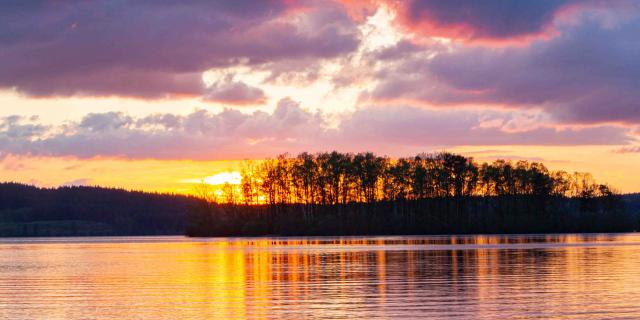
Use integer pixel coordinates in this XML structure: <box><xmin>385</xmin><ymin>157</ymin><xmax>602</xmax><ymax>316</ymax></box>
<box><xmin>1</xmin><ymin>0</ymin><xmax>640</xmax><ymax>193</ymax></box>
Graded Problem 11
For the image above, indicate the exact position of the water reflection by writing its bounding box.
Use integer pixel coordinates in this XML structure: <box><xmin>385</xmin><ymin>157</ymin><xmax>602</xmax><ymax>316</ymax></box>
<box><xmin>1</xmin><ymin>234</ymin><xmax>640</xmax><ymax>319</ymax></box>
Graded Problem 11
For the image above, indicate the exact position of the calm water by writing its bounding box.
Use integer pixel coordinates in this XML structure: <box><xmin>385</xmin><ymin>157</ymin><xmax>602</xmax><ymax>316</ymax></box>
<box><xmin>2</xmin><ymin>234</ymin><xmax>640</xmax><ymax>319</ymax></box>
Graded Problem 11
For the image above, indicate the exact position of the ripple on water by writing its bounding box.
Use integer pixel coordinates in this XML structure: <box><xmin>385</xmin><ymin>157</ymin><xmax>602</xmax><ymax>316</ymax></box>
<box><xmin>1</xmin><ymin>234</ymin><xmax>640</xmax><ymax>319</ymax></box>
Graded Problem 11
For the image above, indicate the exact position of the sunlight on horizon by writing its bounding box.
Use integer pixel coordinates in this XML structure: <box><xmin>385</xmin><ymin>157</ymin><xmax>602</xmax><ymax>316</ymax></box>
<box><xmin>180</xmin><ymin>171</ymin><xmax>243</xmax><ymax>186</ymax></box>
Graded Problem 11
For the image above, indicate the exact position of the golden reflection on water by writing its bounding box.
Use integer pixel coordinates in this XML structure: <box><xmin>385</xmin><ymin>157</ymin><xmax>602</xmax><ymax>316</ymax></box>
<box><xmin>1</xmin><ymin>234</ymin><xmax>640</xmax><ymax>319</ymax></box>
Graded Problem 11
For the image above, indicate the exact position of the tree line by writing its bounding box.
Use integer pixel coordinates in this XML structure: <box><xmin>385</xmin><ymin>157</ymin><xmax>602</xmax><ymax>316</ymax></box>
<box><xmin>0</xmin><ymin>151</ymin><xmax>635</xmax><ymax>238</ymax></box>
<box><xmin>187</xmin><ymin>151</ymin><xmax>634</xmax><ymax>237</ymax></box>
<box><xmin>213</xmin><ymin>151</ymin><xmax>615</xmax><ymax>205</ymax></box>
<box><xmin>0</xmin><ymin>183</ymin><xmax>201</xmax><ymax>236</ymax></box>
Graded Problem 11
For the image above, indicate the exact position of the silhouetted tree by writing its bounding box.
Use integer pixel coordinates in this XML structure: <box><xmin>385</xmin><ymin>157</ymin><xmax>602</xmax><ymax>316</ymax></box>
<box><xmin>184</xmin><ymin>151</ymin><xmax>633</xmax><ymax>236</ymax></box>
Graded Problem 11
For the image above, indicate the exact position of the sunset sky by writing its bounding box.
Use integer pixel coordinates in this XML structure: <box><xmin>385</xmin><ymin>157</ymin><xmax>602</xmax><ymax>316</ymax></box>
<box><xmin>1</xmin><ymin>0</ymin><xmax>639</xmax><ymax>193</ymax></box>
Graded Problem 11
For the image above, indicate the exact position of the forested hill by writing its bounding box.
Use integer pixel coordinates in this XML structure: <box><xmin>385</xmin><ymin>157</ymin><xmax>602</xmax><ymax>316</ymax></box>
<box><xmin>626</xmin><ymin>193</ymin><xmax>640</xmax><ymax>216</ymax></box>
<box><xmin>0</xmin><ymin>183</ymin><xmax>202</xmax><ymax>236</ymax></box>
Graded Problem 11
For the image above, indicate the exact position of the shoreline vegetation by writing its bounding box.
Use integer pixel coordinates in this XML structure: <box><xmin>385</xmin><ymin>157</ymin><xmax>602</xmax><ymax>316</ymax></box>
<box><xmin>1</xmin><ymin>152</ymin><xmax>638</xmax><ymax>237</ymax></box>
<box><xmin>0</xmin><ymin>183</ymin><xmax>198</xmax><ymax>236</ymax></box>
<box><xmin>187</xmin><ymin>151</ymin><xmax>635</xmax><ymax>237</ymax></box>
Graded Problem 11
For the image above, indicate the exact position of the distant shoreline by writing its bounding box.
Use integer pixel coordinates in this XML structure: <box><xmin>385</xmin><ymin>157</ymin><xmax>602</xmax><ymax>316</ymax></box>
<box><xmin>1</xmin><ymin>231</ymin><xmax>638</xmax><ymax>240</ymax></box>
<box><xmin>2</xmin><ymin>182</ymin><xmax>639</xmax><ymax>238</ymax></box>
<box><xmin>186</xmin><ymin>196</ymin><xmax>638</xmax><ymax>237</ymax></box>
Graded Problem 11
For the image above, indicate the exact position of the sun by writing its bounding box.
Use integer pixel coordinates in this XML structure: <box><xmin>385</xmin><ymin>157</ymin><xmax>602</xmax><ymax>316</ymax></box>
<box><xmin>181</xmin><ymin>171</ymin><xmax>242</xmax><ymax>186</ymax></box>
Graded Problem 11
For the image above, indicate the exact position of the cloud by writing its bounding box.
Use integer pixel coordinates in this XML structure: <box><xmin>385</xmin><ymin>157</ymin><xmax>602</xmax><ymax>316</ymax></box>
<box><xmin>79</xmin><ymin>112</ymin><xmax>133</xmax><ymax>132</ymax></box>
<box><xmin>388</xmin><ymin>0</ymin><xmax>576</xmax><ymax>42</ymax></box>
<box><xmin>613</xmin><ymin>146</ymin><xmax>640</xmax><ymax>154</ymax></box>
<box><xmin>337</xmin><ymin>105</ymin><xmax>634</xmax><ymax>150</ymax></box>
<box><xmin>0</xmin><ymin>115</ymin><xmax>49</xmax><ymax>139</ymax></box>
<box><xmin>0</xmin><ymin>103</ymin><xmax>633</xmax><ymax>161</ymax></box>
<box><xmin>479</xmin><ymin>155</ymin><xmax>546</xmax><ymax>162</ymax></box>
<box><xmin>367</xmin><ymin>8</ymin><xmax>640</xmax><ymax>125</ymax></box>
<box><xmin>0</xmin><ymin>1</ymin><xmax>360</xmax><ymax>100</ymax></box>
<box><xmin>203</xmin><ymin>75</ymin><xmax>266</xmax><ymax>105</ymax></box>
<box><xmin>0</xmin><ymin>98</ymin><xmax>326</xmax><ymax>160</ymax></box>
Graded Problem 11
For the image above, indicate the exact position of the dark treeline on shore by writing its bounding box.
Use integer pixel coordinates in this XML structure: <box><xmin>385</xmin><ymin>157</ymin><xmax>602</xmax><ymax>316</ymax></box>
<box><xmin>187</xmin><ymin>151</ymin><xmax>638</xmax><ymax>236</ymax></box>
<box><xmin>1</xmin><ymin>151</ymin><xmax>639</xmax><ymax>237</ymax></box>
<box><xmin>0</xmin><ymin>183</ymin><xmax>200</xmax><ymax>236</ymax></box>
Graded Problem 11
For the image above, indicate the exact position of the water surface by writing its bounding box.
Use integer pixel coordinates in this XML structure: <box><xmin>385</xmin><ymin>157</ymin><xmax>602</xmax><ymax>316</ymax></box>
<box><xmin>1</xmin><ymin>234</ymin><xmax>640</xmax><ymax>319</ymax></box>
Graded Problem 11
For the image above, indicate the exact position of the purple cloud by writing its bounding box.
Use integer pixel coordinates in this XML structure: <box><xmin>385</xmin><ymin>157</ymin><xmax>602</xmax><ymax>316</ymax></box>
<box><xmin>391</xmin><ymin>0</ymin><xmax>575</xmax><ymax>41</ymax></box>
<box><xmin>337</xmin><ymin>106</ymin><xmax>634</xmax><ymax>149</ymax></box>
<box><xmin>0</xmin><ymin>104</ymin><xmax>633</xmax><ymax>160</ymax></box>
<box><xmin>0</xmin><ymin>0</ymin><xmax>360</xmax><ymax>99</ymax></box>
<box><xmin>368</xmin><ymin>8</ymin><xmax>640</xmax><ymax>125</ymax></box>
<box><xmin>203</xmin><ymin>75</ymin><xmax>266</xmax><ymax>105</ymax></box>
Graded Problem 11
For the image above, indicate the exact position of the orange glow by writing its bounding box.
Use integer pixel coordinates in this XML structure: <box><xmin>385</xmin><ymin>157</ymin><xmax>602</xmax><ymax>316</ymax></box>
<box><xmin>0</xmin><ymin>155</ymin><xmax>242</xmax><ymax>195</ymax></box>
<box><xmin>2</xmin><ymin>235</ymin><xmax>640</xmax><ymax>318</ymax></box>
<box><xmin>1</xmin><ymin>144</ymin><xmax>639</xmax><ymax>195</ymax></box>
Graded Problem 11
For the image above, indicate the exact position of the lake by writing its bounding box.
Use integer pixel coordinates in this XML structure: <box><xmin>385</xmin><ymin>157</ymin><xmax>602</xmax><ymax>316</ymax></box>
<box><xmin>1</xmin><ymin>234</ymin><xmax>640</xmax><ymax>319</ymax></box>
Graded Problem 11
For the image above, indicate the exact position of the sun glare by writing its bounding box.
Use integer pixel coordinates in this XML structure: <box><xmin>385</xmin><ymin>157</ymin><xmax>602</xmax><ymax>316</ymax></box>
<box><xmin>181</xmin><ymin>171</ymin><xmax>242</xmax><ymax>185</ymax></box>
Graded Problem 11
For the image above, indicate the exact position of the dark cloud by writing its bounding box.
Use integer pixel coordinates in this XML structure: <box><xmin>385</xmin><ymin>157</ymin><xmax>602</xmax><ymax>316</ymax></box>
<box><xmin>369</xmin><ymin>11</ymin><xmax>640</xmax><ymax>124</ymax></box>
<box><xmin>391</xmin><ymin>0</ymin><xmax>575</xmax><ymax>41</ymax></box>
<box><xmin>0</xmin><ymin>0</ymin><xmax>360</xmax><ymax>99</ymax></box>
<box><xmin>0</xmin><ymin>104</ymin><xmax>633</xmax><ymax>160</ymax></box>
